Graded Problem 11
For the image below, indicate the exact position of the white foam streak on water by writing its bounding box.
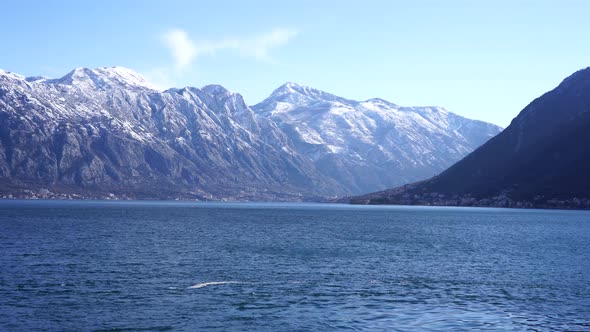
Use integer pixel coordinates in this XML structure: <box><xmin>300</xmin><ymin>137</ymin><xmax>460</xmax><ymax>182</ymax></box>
<box><xmin>187</xmin><ymin>281</ymin><xmax>241</xmax><ymax>289</ymax></box>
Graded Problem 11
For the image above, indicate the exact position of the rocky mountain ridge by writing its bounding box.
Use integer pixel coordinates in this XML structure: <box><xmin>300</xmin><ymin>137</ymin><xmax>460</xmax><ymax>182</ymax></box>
<box><xmin>0</xmin><ymin>67</ymin><xmax>502</xmax><ymax>200</ymax></box>
<box><xmin>253</xmin><ymin>82</ymin><xmax>502</xmax><ymax>193</ymax></box>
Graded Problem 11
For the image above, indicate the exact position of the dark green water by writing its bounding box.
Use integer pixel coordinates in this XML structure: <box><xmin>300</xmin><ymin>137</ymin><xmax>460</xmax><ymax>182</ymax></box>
<box><xmin>1</xmin><ymin>200</ymin><xmax>589</xmax><ymax>331</ymax></box>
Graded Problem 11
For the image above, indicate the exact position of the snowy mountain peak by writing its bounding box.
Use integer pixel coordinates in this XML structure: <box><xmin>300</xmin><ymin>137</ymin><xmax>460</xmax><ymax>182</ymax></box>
<box><xmin>94</xmin><ymin>66</ymin><xmax>159</xmax><ymax>90</ymax></box>
<box><xmin>283</xmin><ymin>81</ymin><xmax>300</xmax><ymax>88</ymax></box>
<box><xmin>201</xmin><ymin>84</ymin><xmax>231</xmax><ymax>95</ymax></box>
<box><xmin>0</xmin><ymin>69</ymin><xmax>26</xmax><ymax>81</ymax></box>
<box><xmin>275</xmin><ymin>82</ymin><xmax>306</xmax><ymax>93</ymax></box>
<box><xmin>272</xmin><ymin>82</ymin><xmax>346</xmax><ymax>101</ymax></box>
<box><xmin>49</xmin><ymin>66</ymin><xmax>158</xmax><ymax>91</ymax></box>
<box><xmin>199</xmin><ymin>85</ymin><xmax>248</xmax><ymax>109</ymax></box>
<box><xmin>58</xmin><ymin>67</ymin><xmax>94</xmax><ymax>83</ymax></box>
<box><xmin>254</xmin><ymin>82</ymin><xmax>356</xmax><ymax>115</ymax></box>
<box><xmin>364</xmin><ymin>97</ymin><xmax>399</xmax><ymax>108</ymax></box>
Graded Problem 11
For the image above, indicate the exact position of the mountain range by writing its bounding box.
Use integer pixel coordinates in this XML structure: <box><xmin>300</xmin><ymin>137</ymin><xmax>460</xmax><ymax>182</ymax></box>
<box><xmin>253</xmin><ymin>83</ymin><xmax>500</xmax><ymax>194</ymax></box>
<box><xmin>0</xmin><ymin>67</ymin><xmax>501</xmax><ymax>200</ymax></box>
<box><xmin>351</xmin><ymin>67</ymin><xmax>590</xmax><ymax>209</ymax></box>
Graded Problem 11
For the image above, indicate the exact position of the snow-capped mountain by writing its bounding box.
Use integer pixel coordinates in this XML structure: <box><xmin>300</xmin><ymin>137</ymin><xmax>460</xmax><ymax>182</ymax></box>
<box><xmin>0</xmin><ymin>67</ymin><xmax>501</xmax><ymax>199</ymax></box>
<box><xmin>252</xmin><ymin>83</ymin><xmax>502</xmax><ymax>194</ymax></box>
<box><xmin>0</xmin><ymin>67</ymin><xmax>341</xmax><ymax>200</ymax></box>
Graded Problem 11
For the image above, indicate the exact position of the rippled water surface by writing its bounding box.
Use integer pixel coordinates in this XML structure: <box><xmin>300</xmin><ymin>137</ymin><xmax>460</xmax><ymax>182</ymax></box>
<box><xmin>1</xmin><ymin>200</ymin><xmax>590</xmax><ymax>331</ymax></box>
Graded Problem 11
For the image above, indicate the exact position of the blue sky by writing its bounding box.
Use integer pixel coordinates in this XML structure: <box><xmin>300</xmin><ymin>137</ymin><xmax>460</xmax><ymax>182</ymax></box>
<box><xmin>1</xmin><ymin>0</ymin><xmax>589</xmax><ymax>127</ymax></box>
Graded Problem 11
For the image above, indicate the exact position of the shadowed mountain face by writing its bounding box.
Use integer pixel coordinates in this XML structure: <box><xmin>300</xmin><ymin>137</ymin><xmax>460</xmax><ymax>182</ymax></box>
<box><xmin>0</xmin><ymin>67</ymin><xmax>501</xmax><ymax>200</ymax></box>
<box><xmin>353</xmin><ymin>67</ymin><xmax>590</xmax><ymax>208</ymax></box>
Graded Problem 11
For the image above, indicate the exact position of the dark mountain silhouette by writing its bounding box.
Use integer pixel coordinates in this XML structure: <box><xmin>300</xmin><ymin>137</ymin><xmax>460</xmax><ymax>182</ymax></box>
<box><xmin>352</xmin><ymin>67</ymin><xmax>590</xmax><ymax>209</ymax></box>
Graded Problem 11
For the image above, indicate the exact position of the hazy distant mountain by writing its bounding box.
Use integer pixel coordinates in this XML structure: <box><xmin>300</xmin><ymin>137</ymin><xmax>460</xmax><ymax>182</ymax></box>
<box><xmin>0</xmin><ymin>67</ymin><xmax>501</xmax><ymax>200</ymax></box>
<box><xmin>351</xmin><ymin>67</ymin><xmax>590</xmax><ymax>209</ymax></box>
<box><xmin>253</xmin><ymin>82</ymin><xmax>502</xmax><ymax>194</ymax></box>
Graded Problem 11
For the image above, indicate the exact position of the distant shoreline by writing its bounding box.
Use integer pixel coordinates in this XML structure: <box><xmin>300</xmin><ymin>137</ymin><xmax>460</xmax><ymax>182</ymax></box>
<box><xmin>2</xmin><ymin>196</ymin><xmax>590</xmax><ymax>212</ymax></box>
<box><xmin>346</xmin><ymin>197</ymin><xmax>590</xmax><ymax>211</ymax></box>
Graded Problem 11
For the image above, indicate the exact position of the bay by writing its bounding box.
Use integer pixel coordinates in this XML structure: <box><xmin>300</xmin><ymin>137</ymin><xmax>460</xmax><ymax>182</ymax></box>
<box><xmin>1</xmin><ymin>200</ymin><xmax>589</xmax><ymax>331</ymax></box>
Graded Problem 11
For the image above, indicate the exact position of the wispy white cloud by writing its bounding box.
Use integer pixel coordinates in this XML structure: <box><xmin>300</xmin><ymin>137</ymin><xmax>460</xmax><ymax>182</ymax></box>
<box><xmin>161</xmin><ymin>28</ymin><xmax>299</xmax><ymax>72</ymax></box>
<box><xmin>146</xmin><ymin>27</ymin><xmax>298</xmax><ymax>89</ymax></box>
<box><xmin>143</xmin><ymin>67</ymin><xmax>177</xmax><ymax>91</ymax></box>
<box><xmin>237</xmin><ymin>28</ymin><xmax>299</xmax><ymax>61</ymax></box>
<box><xmin>162</xmin><ymin>29</ymin><xmax>199</xmax><ymax>71</ymax></box>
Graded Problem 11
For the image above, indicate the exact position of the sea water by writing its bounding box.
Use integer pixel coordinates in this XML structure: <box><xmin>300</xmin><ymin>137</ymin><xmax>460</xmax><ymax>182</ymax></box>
<box><xmin>1</xmin><ymin>200</ymin><xmax>589</xmax><ymax>331</ymax></box>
